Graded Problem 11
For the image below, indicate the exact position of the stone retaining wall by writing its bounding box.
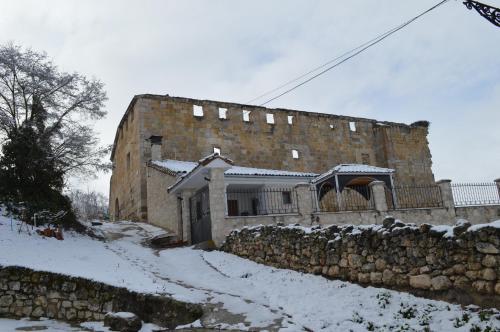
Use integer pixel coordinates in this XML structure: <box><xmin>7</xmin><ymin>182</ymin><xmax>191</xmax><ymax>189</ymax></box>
<box><xmin>222</xmin><ymin>219</ymin><xmax>500</xmax><ymax>308</ymax></box>
<box><xmin>0</xmin><ymin>265</ymin><xmax>202</xmax><ymax>328</ymax></box>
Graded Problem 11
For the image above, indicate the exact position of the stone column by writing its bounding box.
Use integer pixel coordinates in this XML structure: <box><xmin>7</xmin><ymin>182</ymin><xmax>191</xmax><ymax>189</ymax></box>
<box><xmin>436</xmin><ymin>179</ymin><xmax>455</xmax><ymax>210</ymax></box>
<box><xmin>369</xmin><ymin>181</ymin><xmax>388</xmax><ymax>213</ymax></box>
<box><xmin>495</xmin><ymin>178</ymin><xmax>500</xmax><ymax>201</ymax></box>
<box><xmin>295</xmin><ymin>183</ymin><xmax>314</xmax><ymax>219</ymax></box>
<box><xmin>180</xmin><ymin>189</ymin><xmax>195</xmax><ymax>243</ymax></box>
<box><xmin>208</xmin><ymin>168</ymin><xmax>227</xmax><ymax>247</ymax></box>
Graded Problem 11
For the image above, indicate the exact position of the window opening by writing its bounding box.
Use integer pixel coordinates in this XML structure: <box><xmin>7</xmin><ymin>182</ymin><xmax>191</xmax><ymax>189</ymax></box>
<box><xmin>266</xmin><ymin>113</ymin><xmax>275</xmax><ymax>124</ymax></box>
<box><xmin>292</xmin><ymin>149</ymin><xmax>299</xmax><ymax>159</ymax></box>
<box><xmin>219</xmin><ymin>107</ymin><xmax>227</xmax><ymax>119</ymax></box>
<box><xmin>361</xmin><ymin>153</ymin><xmax>370</xmax><ymax>165</ymax></box>
<box><xmin>243</xmin><ymin>110</ymin><xmax>250</xmax><ymax>122</ymax></box>
<box><xmin>193</xmin><ymin>105</ymin><xmax>204</xmax><ymax>117</ymax></box>
<box><xmin>349</xmin><ymin>121</ymin><xmax>356</xmax><ymax>132</ymax></box>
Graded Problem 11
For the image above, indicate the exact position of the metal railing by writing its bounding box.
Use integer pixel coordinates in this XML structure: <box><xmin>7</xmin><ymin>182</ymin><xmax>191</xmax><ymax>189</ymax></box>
<box><xmin>313</xmin><ymin>185</ymin><xmax>374</xmax><ymax>212</ymax></box>
<box><xmin>452</xmin><ymin>182</ymin><xmax>500</xmax><ymax>207</ymax></box>
<box><xmin>226</xmin><ymin>187</ymin><xmax>298</xmax><ymax>216</ymax></box>
<box><xmin>391</xmin><ymin>185</ymin><xmax>443</xmax><ymax>209</ymax></box>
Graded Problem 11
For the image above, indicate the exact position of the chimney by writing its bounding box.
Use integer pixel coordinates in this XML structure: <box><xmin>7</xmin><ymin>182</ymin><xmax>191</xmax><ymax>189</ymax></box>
<box><xmin>149</xmin><ymin>135</ymin><xmax>163</xmax><ymax>161</ymax></box>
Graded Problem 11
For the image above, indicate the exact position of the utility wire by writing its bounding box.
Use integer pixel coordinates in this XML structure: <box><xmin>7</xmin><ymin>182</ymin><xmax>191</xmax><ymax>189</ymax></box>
<box><xmin>245</xmin><ymin>25</ymin><xmax>401</xmax><ymax>105</ymax></box>
<box><xmin>252</xmin><ymin>0</ymin><xmax>451</xmax><ymax>106</ymax></box>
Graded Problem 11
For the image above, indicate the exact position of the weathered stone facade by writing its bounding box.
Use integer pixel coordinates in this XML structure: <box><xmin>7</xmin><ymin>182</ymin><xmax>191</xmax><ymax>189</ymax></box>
<box><xmin>0</xmin><ymin>265</ymin><xmax>202</xmax><ymax>328</ymax></box>
<box><xmin>145</xmin><ymin>163</ymin><xmax>179</xmax><ymax>231</ymax></box>
<box><xmin>222</xmin><ymin>219</ymin><xmax>500</xmax><ymax>308</ymax></box>
<box><xmin>110</xmin><ymin>94</ymin><xmax>434</xmax><ymax>222</ymax></box>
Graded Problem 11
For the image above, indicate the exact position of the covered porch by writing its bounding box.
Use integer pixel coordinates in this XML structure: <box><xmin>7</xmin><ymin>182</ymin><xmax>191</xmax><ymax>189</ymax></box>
<box><xmin>312</xmin><ymin>164</ymin><xmax>396</xmax><ymax>212</ymax></box>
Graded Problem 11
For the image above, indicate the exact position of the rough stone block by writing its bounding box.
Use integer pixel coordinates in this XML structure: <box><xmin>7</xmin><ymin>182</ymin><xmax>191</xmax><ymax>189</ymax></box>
<box><xmin>476</xmin><ymin>242</ymin><xmax>499</xmax><ymax>254</ymax></box>
<box><xmin>409</xmin><ymin>274</ymin><xmax>432</xmax><ymax>290</ymax></box>
<box><xmin>431</xmin><ymin>276</ymin><xmax>452</xmax><ymax>291</ymax></box>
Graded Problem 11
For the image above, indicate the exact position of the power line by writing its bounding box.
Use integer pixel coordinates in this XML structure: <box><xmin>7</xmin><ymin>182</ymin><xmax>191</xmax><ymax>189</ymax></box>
<box><xmin>251</xmin><ymin>0</ymin><xmax>451</xmax><ymax>107</ymax></box>
<box><xmin>245</xmin><ymin>25</ymin><xmax>402</xmax><ymax>105</ymax></box>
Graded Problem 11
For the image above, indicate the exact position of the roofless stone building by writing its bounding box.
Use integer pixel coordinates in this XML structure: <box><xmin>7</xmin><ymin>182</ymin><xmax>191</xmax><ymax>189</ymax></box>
<box><xmin>109</xmin><ymin>94</ymin><xmax>439</xmax><ymax>244</ymax></box>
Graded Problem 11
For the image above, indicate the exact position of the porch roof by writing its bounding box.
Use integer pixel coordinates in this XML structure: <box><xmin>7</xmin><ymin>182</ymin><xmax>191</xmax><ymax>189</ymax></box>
<box><xmin>151</xmin><ymin>159</ymin><xmax>319</xmax><ymax>178</ymax></box>
<box><xmin>312</xmin><ymin>164</ymin><xmax>394</xmax><ymax>184</ymax></box>
<box><xmin>156</xmin><ymin>154</ymin><xmax>318</xmax><ymax>194</ymax></box>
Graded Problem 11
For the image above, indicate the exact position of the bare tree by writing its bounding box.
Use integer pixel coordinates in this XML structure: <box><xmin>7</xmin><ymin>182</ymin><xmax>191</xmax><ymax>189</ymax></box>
<box><xmin>69</xmin><ymin>189</ymin><xmax>108</xmax><ymax>221</ymax></box>
<box><xmin>0</xmin><ymin>43</ymin><xmax>109</xmax><ymax>176</ymax></box>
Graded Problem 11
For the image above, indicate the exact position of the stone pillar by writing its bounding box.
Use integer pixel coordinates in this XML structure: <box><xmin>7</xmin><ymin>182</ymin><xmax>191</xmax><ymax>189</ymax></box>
<box><xmin>295</xmin><ymin>183</ymin><xmax>314</xmax><ymax>218</ymax></box>
<box><xmin>495</xmin><ymin>178</ymin><xmax>500</xmax><ymax>200</ymax></box>
<box><xmin>369</xmin><ymin>181</ymin><xmax>388</xmax><ymax>213</ymax></box>
<box><xmin>180</xmin><ymin>189</ymin><xmax>195</xmax><ymax>243</ymax></box>
<box><xmin>208</xmin><ymin>168</ymin><xmax>227</xmax><ymax>247</ymax></box>
<box><xmin>436</xmin><ymin>179</ymin><xmax>455</xmax><ymax>210</ymax></box>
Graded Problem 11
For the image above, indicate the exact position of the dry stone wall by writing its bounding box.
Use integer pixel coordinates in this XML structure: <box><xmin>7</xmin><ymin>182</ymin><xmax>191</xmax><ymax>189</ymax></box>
<box><xmin>0</xmin><ymin>265</ymin><xmax>202</xmax><ymax>328</ymax></box>
<box><xmin>222</xmin><ymin>218</ymin><xmax>500</xmax><ymax>308</ymax></box>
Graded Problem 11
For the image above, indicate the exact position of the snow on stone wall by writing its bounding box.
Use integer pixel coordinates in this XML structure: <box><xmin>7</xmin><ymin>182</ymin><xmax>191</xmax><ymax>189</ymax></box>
<box><xmin>222</xmin><ymin>219</ymin><xmax>500</xmax><ymax>308</ymax></box>
<box><xmin>0</xmin><ymin>265</ymin><xmax>202</xmax><ymax>328</ymax></box>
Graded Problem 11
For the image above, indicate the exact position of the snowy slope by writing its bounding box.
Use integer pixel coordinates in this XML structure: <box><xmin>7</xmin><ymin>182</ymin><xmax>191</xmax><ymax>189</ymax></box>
<box><xmin>0</xmin><ymin>215</ymin><xmax>499</xmax><ymax>331</ymax></box>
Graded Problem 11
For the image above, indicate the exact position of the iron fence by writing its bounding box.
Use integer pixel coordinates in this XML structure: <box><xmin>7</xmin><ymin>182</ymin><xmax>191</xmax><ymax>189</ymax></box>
<box><xmin>391</xmin><ymin>185</ymin><xmax>443</xmax><ymax>209</ymax></box>
<box><xmin>312</xmin><ymin>185</ymin><xmax>374</xmax><ymax>212</ymax></box>
<box><xmin>452</xmin><ymin>182</ymin><xmax>500</xmax><ymax>206</ymax></box>
<box><xmin>226</xmin><ymin>187</ymin><xmax>298</xmax><ymax>216</ymax></box>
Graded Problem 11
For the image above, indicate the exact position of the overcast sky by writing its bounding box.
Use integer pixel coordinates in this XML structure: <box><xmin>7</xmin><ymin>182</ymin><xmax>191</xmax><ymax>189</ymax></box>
<box><xmin>1</xmin><ymin>0</ymin><xmax>499</xmax><ymax>195</ymax></box>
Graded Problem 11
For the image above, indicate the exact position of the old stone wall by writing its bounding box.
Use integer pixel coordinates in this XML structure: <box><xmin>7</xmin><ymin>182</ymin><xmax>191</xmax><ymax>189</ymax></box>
<box><xmin>146</xmin><ymin>164</ymin><xmax>179</xmax><ymax>233</ymax></box>
<box><xmin>222</xmin><ymin>219</ymin><xmax>500</xmax><ymax>308</ymax></box>
<box><xmin>456</xmin><ymin>205</ymin><xmax>500</xmax><ymax>225</ymax></box>
<box><xmin>138</xmin><ymin>95</ymin><xmax>433</xmax><ymax>184</ymax></box>
<box><xmin>0</xmin><ymin>265</ymin><xmax>202</xmax><ymax>328</ymax></box>
<box><xmin>109</xmin><ymin>94</ymin><xmax>435</xmax><ymax>221</ymax></box>
<box><xmin>109</xmin><ymin>102</ymin><xmax>143</xmax><ymax>222</ymax></box>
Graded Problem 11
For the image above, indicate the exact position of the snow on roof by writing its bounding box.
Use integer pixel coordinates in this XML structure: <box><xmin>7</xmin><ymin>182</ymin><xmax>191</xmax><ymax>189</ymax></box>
<box><xmin>151</xmin><ymin>160</ymin><xmax>197</xmax><ymax>174</ymax></box>
<box><xmin>226</xmin><ymin>166</ymin><xmax>317</xmax><ymax>177</ymax></box>
<box><xmin>151</xmin><ymin>159</ymin><xmax>317</xmax><ymax>178</ymax></box>
<box><xmin>332</xmin><ymin>164</ymin><xmax>395</xmax><ymax>174</ymax></box>
<box><xmin>313</xmin><ymin>164</ymin><xmax>394</xmax><ymax>183</ymax></box>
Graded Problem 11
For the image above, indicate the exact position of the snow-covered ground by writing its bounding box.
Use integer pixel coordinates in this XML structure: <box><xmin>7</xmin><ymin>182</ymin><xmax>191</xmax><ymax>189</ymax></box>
<box><xmin>0</xmin><ymin>215</ymin><xmax>499</xmax><ymax>331</ymax></box>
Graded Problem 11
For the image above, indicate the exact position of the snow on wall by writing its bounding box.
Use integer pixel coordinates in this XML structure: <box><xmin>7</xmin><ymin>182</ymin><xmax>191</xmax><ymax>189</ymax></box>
<box><xmin>0</xmin><ymin>265</ymin><xmax>202</xmax><ymax>327</ymax></box>
<box><xmin>223</xmin><ymin>218</ymin><xmax>500</xmax><ymax>309</ymax></box>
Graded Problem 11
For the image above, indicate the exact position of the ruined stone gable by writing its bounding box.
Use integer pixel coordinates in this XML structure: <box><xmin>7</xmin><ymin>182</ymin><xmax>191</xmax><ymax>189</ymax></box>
<box><xmin>109</xmin><ymin>94</ymin><xmax>434</xmax><ymax>222</ymax></box>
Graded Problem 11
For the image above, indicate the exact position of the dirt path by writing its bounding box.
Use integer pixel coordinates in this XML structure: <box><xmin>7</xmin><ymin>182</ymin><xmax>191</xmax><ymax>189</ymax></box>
<box><xmin>94</xmin><ymin>221</ymin><xmax>302</xmax><ymax>331</ymax></box>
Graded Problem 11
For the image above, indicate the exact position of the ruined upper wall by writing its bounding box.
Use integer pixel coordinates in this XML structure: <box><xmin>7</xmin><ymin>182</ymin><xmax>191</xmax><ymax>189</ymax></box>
<box><xmin>117</xmin><ymin>94</ymin><xmax>433</xmax><ymax>184</ymax></box>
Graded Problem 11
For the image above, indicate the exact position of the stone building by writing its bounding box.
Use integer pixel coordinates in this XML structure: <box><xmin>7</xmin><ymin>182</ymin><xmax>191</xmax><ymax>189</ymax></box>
<box><xmin>109</xmin><ymin>94</ymin><xmax>467</xmax><ymax>245</ymax></box>
<box><xmin>110</xmin><ymin>94</ymin><xmax>434</xmax><ymax>220</ymax></box>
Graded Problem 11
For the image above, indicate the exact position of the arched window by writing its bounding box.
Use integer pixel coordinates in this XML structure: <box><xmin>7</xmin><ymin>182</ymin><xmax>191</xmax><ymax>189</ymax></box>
<box><xmin>114</xmin><ymin>198</ymin><xmax>120</xmax><ymax>220</ymax></box>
